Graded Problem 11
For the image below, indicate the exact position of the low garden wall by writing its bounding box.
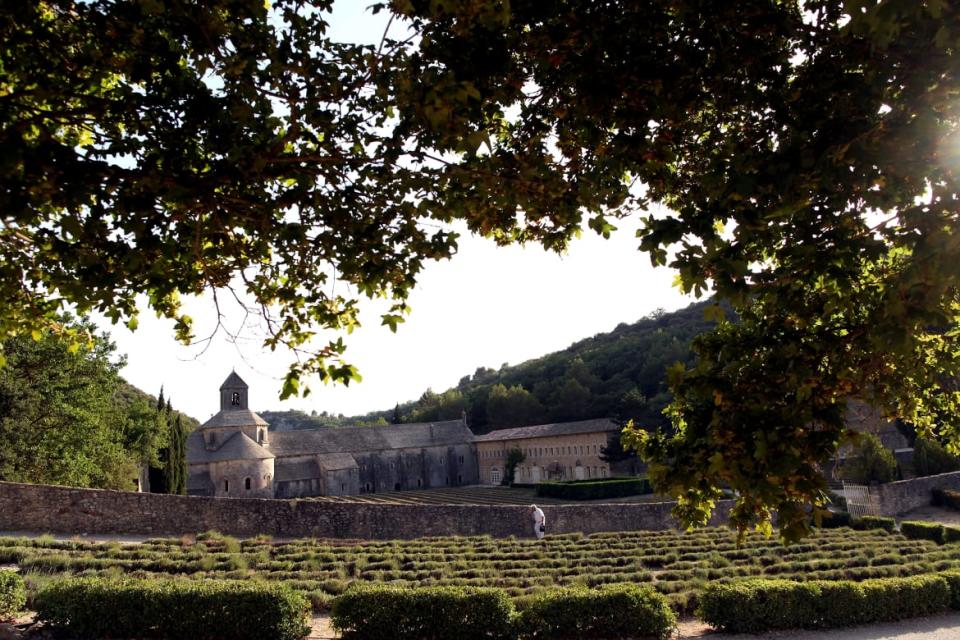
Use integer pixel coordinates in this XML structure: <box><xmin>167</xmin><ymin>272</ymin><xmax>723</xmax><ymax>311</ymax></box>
<box><xmin>872</xmin><ymin>470</ymin><xmax>960</xmax><ymax>515</ymax></box>
<box><xmin>0</xmin><ymin>481</ymin><xmax>731</xmax><ymax>539</ymax></box>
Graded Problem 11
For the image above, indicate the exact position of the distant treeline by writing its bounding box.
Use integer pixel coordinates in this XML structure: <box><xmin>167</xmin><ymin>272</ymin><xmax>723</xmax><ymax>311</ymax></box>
<box><xmin>264</xmin><ymin>301</ymin><xmax>724</xmax><ymax>434</ymax></box>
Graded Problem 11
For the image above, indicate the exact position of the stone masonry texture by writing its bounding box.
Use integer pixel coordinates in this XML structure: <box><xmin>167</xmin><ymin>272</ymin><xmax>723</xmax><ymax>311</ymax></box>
<box><xmin>872</xmin><ymin>470</ymin><xmax>960</xmax><ymax>515</ymax></box>
<box><xmin>0</xmin><ymin>481</ymin><xmax>732</xmax><ymax>539</ymax></box>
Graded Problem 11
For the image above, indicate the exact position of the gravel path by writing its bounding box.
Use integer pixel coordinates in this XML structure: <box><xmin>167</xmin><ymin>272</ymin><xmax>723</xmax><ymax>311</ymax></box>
<box><xmin>685</xmin><ymin>612</ymin><xmax>960</xmax><ymax>640</ymax></box>
<box><xmin>303</xmin><ymin>614</ymin><xmax>960</xmax><ymax>640</ymax></box>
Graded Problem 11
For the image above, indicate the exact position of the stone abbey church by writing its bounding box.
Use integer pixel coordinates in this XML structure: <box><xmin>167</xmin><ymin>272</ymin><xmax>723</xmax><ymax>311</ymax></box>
<box><xmin>186</xmin><ymin>372</ymin><xmax>620</xmax><ymax>499</ymax></box>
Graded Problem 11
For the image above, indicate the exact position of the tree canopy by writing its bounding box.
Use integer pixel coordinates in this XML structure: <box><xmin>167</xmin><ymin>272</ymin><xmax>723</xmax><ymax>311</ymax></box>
<box><xmin>0</xmin><ymin>317</ymin><xmax>185</xmax><ymax>489</ymax></box>
<box><xmin>4</xmin><ymin>0</ymin><xmax>959</xmax><ymax>538</ymax></box>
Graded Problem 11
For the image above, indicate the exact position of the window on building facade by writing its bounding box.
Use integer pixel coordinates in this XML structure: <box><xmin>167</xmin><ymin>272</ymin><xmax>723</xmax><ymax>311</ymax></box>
<box><xmin>231</xmin><ymin>392</ymin><xmax>240</xmax><ymax>406</ymax></box>
<box><xmin>224</xmin><ymin>479</ymin><xmax>229</xmax><ymax>492</ymax></box>
<box><xmin>244</xmin><ymin>477</ymin><xmax>251</xmax><ymax>491</ymax></box>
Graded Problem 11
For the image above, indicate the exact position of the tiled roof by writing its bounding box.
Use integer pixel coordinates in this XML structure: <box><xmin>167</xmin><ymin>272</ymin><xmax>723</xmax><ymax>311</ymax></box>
<box><xmin>473</xmin><ymin>418</ymin><xmax>620</xmax><ymax>442</ymax></box>
<box><xmin>316</xmin><ymin>453</ymin><xmax>358</xmax><ymax>471</ymax></box>
<box><xmin>200</xmin><ymin>409</ymin><xmax>269</xmax><ymax>430</ymax></box>
<box><xmin>220</xmin><ymin>371</ymin><xmax>248</xmax><ymax>390</ymax></box>
<box><xmin>268</xmin><ymin>420</ymin><xmax>473</xmax><ymax>456</ymax></box>
<box><xmin>186</xmin><ymin>431</ymin><xmax>274</xmax><ymax>463</ymax></box>
<box><xmin>275</xmin><ymin>459</ymin><xmax>320</xmax><ymax>482</ymax></box>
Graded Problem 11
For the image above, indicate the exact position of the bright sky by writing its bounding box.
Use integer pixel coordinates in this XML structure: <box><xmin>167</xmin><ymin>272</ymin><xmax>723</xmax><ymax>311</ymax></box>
<box><xmin>95</xmin><ymin>2</ymin><xmax>696</xmax><ymax>423</ymax></box>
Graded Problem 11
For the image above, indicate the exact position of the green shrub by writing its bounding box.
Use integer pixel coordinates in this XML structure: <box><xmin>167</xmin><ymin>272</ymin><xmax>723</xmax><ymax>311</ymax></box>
<box><xmin>945</xmin><ymin>526</ymin><xmax>960</xmax><ymax>544</ymax></box>
<box><xmin>942</xmin><ymin>571</ymin><xmax>960</xmax><ymax>609</ymax></box>
<box><xmin>0</xmin><ymin>571</ymin><xmax>26</xmax><ymax>621</ymax></box>
<box><xmin>697</xmin><ymin>575</ymin><xmax>950</xmax><ymax>633</ymax></box>
<box><xmin>851</xmin><ymin>516</ymin><xmax>896</xmax><ymax>532</ymax></box>
<box><xmin>858</xmin><ymin>575</ymin><xmax>950</xmax><ymax>621</ymax></box>
<box><xmin>331</xmin><ymin>584</ymin><xmax>515</xmax><ymax>640</ymax></box>
<box><xmin>901</xmin><ymin>521</ymin><xmax>946</xmax><ymax>544</ymax></box>
<box><xmin>516</xmin><ymin>584</ymin><xmax>675</xmax><ymax>640</ymax></box>
<box><xmin>914</xmin><ymin>438</ymin><xmax>960</xmax><ymax>477</ymax></box>
<box><xmin>842</xmin><ymin>434</ymin><xmax>898</xmax><ymax>484</ymax></box>
<box><xmin>698</xmin><ymin>579</ymin><xmax>820</xmax><ymax>633</ymax></box>
<box><xmin>535</xmin><ymin>477</ymin><xmax>651</xmax><ymax>500</ymax></box>
<box><xmin>933</xmin><ymin>488</ymin><xmax>960</xmax><ymax>510</ymax></box>
<box><xmin>34</xmin><ymin>577</ymin><xmax>310</xmax><ymax>640</ymax></box>
<box><xmin>816</xmin><ymin>510</ymin><xmax>852</xmax><ymax>528</ymax></box>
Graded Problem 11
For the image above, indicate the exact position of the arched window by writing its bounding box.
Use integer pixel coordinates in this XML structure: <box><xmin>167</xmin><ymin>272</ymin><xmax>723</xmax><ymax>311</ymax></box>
<box><xmin>223</xmin><ymin>479</ymin><xmax>229</xmax><ymax>493</ymax></box>
<box><xmin>231</xmin><ymin>392</ymin><xmax>240</xmax><ymax>406</ymax></box>
<box><xmin>258</xmin><ymin>429</ymin><xmax>264</xmax><ymax>443</ymax></box>
<box><xmin>245</xmin><ymin>477</ymin><xmax>252</xmax><ymax>491</ymax></box>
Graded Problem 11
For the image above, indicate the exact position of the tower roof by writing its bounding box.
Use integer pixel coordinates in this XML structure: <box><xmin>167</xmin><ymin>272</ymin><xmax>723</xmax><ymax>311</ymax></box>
<box><xmin>200</xmin><ymin>408</ymin><xmax>269</xmax><ymax>430</ymax></box>
<box><xmin>219</xmin><ymin>370</ymin><xmax>248</xmax><ymax>391</ymax></box>
<box><xmin>187</xmin><ymin>431</ymin><xmax>274</xmax><ymax>463</ymax></box>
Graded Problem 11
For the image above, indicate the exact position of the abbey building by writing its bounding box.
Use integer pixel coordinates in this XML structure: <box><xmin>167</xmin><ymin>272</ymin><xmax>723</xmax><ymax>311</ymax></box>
<box><xmin>187</xmin><ymin>372</ymin><xmax>621</xmax><ymax>499</ymax></box>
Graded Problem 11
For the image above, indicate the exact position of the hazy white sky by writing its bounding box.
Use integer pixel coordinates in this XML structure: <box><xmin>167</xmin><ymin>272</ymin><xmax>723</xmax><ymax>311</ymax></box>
<box><xmin>96</xmin><ymin>2</ymin><xmax>696</xmax><ymax>422</ymax></box>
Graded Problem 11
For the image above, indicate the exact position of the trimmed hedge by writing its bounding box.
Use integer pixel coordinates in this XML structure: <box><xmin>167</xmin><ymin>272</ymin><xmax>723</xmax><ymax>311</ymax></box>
<box><xmin>943</xmin><ymin>571</ymin><xmax>960</xmax><ymax>609</ymax></box>
<box><xmin>331</xmin><ymin>584</ymin><xmax>515</xmax><ymax>640</ymax></box>
<box><xmin>815</xmin><ymin>510</ymin><xmax>852</xmax><ymax>528</ymax></box>
<box><xmin>698</xmin><ymin>575</ymin><xmax>950</xmax><ymax>634</ymax></box>
<box><xmin>34</xmin><ymin>577</ymin><xmax>310</xmax><ymax>640</ymax></box>
<box><xmin>516</xmin><ymin>584</ymin><xmax>675</xmax><ymax>640</ymax></box>
<box><xmin>945</xmin><ymin>526</ymin><xmax>960</xmax><ymax>544</ymax></box>
<box><xmin>901</xmin><ymin>520</ymin><xmax>946</xmax><ymax>544</ymax></box>
<box><xmin>0</xmin><ymin>571</ymin><xmax>25</xmax><ymax>621</ymax></box>
<box><xmin>535</xmin><ymin>477</ymin><xmax>651</xmax><ymax>500</ymax></box>
<box><xmin>851</xmin><ymin>516</ymin><xmax>896</xmax><ymax>532</ymax></box>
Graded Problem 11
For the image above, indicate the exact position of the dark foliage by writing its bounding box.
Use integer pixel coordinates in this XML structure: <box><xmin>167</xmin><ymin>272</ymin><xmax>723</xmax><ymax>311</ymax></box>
<box><xmin>34</xmin><ymin>577</ymin><xmax>310</xmax><ymax>640</ymax></box>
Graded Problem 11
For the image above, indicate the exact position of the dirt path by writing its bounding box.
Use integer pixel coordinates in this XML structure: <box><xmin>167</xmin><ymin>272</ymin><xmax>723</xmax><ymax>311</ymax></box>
<box><xmin>305</xmin><ymin>613</ymin><xmax>960</xmax><ymax>640</ymax></box>
<box><xmin>684</xmin><ymin>612</ymin><xmax>960</xmax><ymax>640</ymax></box>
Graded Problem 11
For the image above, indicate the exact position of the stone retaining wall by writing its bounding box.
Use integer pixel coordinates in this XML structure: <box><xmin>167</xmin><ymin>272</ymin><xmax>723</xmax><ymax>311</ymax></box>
<box><xmin>0</xmin><ymin>481</ymin><xmax>731</xmax><ymax>539</ymax></box>
<box><xmin>872</xmin><ymin>470</ymin><xmax>960</xmax><ymax>515</ymax></box>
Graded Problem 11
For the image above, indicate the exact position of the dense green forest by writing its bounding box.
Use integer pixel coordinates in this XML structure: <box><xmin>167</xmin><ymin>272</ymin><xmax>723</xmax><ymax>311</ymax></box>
<box><xmin>397</xmin><ymin>301</ymin><xmax>720</xmax><ymax>433</ymax></box>
<box><xmin>0</xmin><ymin>317</ymin><xmax>197</xmax><ymax>490</ymax></box>
<box><xmin>265</xmin><ymin>301</ymin><xmax>721</xmax><ymax>434</ymax></box>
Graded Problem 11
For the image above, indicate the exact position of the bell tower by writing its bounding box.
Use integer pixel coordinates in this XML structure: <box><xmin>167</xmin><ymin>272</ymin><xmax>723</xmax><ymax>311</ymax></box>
<box><xmin>220</xmin><ymin>370</ymin><xmax>249</xmax><ymax>411</ymax></box>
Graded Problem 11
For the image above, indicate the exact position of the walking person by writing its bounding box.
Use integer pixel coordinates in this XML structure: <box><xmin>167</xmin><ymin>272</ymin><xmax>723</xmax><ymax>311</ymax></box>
<box><xmin>530</xmin><ymin>504</ymin><xmax>545</xmax><ymax>539</ymax></box>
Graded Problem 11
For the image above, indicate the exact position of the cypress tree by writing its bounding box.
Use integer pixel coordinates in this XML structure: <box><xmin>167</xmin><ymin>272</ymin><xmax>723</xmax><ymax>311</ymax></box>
<box><xmin>163</xmin><ymin>410</ymin><xmax>187</xmax><ymax>495</ymax></box>
<box><xmin>148</xmin><ymin>395</ymin><xmax>168</xmax><ymax>493</ymax></box>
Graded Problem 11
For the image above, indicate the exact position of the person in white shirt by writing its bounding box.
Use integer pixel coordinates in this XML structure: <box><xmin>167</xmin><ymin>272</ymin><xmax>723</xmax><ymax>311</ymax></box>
<box><xmin>530</xmin><ymin>504</ymin><xmax>546</xmax><ymax>539</ymax></box>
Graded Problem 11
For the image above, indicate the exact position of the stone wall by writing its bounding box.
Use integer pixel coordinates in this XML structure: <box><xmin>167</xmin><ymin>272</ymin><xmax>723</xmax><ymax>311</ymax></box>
<box><xmin>0</xmin><ymin>481</ymin><xmax>730</xmax><ymax>539</ymax></box>
<box><xmin>872</xmin><ymin>470</ymin><xmax>960</xmax><ymax>515</ymax></box>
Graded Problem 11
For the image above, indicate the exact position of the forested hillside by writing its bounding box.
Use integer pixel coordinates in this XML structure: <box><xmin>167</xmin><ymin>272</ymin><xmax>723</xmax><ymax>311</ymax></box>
<box><xmin>259</xmin><ymin>409</ymin><xmax>387</xmax><ymax>431</ymax></box>
<box><xmin>347</xmin><ymin>300</ymin><xmax>722</xmax><ymax>434</ymax></box>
